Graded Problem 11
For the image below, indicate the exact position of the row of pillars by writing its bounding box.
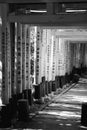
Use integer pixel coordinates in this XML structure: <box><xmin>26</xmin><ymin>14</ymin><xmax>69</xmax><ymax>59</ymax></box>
<box><xmin>1</xmin><ymin>3</ymin><xmax>87</xmax><ymax>127</ymax></box>
<box><xmin>1</xmin><ymin>3</ymin><xmax>87</xmax><ymax>105</ymax></box>
<box><xmin>0</xmin><ymin>2</ymin><xmax>55</xmax><ymax>104</ymax></box>
<box><xmin>2</xmin><ymin>23</ymin><xmax>87</xmax><ymax>104</ymax></box>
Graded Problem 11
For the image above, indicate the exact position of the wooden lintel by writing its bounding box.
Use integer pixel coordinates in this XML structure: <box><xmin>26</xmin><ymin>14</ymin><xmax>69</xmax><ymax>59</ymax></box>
<box><xmin>0</xmin><ymin>0</ymin><xmax>87</xmax><ymax>3</ymax></box>
<box><xmin>47</xmin><ymin>3</ymin><xmax>54</xmax><ymax>15</ymax></box>
<box><xmin>8</xmin><ymin>13</ymin><xmax>87</xmax><ymax>26</ymax></box>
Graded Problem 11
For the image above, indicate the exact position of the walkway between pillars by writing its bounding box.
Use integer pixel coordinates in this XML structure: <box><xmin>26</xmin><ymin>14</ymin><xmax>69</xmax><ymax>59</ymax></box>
<box><xmin>29</xmin><ymin>83</ymin><xmax>76</xmax><ymax>118</ymax></box>
<box><xmin>32</xmin><ymin>78</ymin><xmax>87</xmax><ymax>130</ymax></box>
<box><xmin>10</xmin><ymin>78</ymin><xmax>87</xmax><ymax>130</ymax></box>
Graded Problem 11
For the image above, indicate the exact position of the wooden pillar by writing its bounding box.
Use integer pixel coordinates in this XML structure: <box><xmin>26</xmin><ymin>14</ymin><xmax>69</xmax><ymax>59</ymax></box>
<box><xmin>81</xmin><ymin>103</ymin><xmax>87</xmax><ymax>126</ymax></box>
<box><xmin>35</xmin><ymin>27</ymin><xmax>42</xmax><ymax>99</ymax></box>
<box><xmin>52</xmin><ymin>29</ymin><xmax>57</xmax><ymax>81</ymax></box>
<box><xmin>46</xmin><ymin>29</ymin><xmax>52</xmax><ymax>82</ymax></box>
<box><xmin>16</xmin><ymin>23</ymin><xmax>22</xmax><ymax>94</ymax></box>
<box><xmin>28</xmin><ymin>26</ymin><xmax>31</xmax><ymax>89</ymax></box>
<box><xmin>1</xmin><ymin>4</ymin><xmax>12</xmax><ymax>104</ymax></box>
<box><xmin>41</xmin><ymin>29</ymin><xmax>46</xmax><ymax>80</ymax></box>
<box><xmin>36</xmin><ymin>27</ymin><xmax>42</xmax><ymax>85</ymax></box>
<box><xmin>44</xmin><ymin>29</ymin><xmax>47</xmax><ymax>82</ymax></box>
<box><xmin>25</xmin><ymin>25</ymin><xmax>31</xmax><ymax>89</ymax></box>
<box><xmin>30</xmin><ymin>26</ymin><xmax>35</xmax><ymax>87</ymax></box>
<box><xmin>10</xmin><ymin>23</ymin><xmax>16</xmax><ymax>95</ymax></box>
<box><xmin>22</xmin><ymin>24</ymin><xmax>32</xmax><ymax>101</ymax></box>
<box><xmin>52</xmin><ymin>30</ymin><xmax>57</xmax><ymax>90</ymax></box>
<box><xmin>22</xmin><ymin>24</ymin><xmax>26</xmax><ymax>91</ymax></box>
<box><xmin>6</xmin><ymin>23</ymin><xmax>11</xmax><ymax>100</ymax></box>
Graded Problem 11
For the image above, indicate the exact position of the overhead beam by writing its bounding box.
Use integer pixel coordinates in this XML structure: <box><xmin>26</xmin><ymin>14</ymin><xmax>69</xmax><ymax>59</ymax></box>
<box><xmin>8</xmin><ymin>13</ymin><xmax>87</xmax><ymax>26</ymax></box>
<box><xmin>47</xmin><ymin>3</ymin><xmax>54</xmax><ymax>14</ymax></box>
<box><xmin>0</xmin><ymin>0</ymin><xmax>87</xmax><ymax>3</ymax></box>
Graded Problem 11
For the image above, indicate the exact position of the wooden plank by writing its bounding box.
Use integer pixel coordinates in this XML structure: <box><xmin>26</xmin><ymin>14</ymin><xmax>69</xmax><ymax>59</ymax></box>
<box><xmin>8</xmin><ymin>13</ymin><xmax>87</xmax><ymax>26</ymax></box>
<box><xmin>0</xmin><ymin>0</ymin><xmax>87</xmax><ymax>3</ymax></box>
<box><xmin>47</xmin><ymin>3</ymin><xmax>53</xmax><ymax>15</ymax></box>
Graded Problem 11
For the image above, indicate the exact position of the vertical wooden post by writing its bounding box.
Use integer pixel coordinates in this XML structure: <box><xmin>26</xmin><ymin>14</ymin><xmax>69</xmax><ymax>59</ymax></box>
<box><xmin>46</xmin><ymin>29</ymin><xmax>52</xmax><ymax>93</ymax></box>
<box><xmin>36</xmin><ymin>27</ymin><xmax>42</xmax><ymax>85</ymax></box>
<box><xmin>28</xmin><ymin>26</ymin><xmax>31</xmax><ymax>89</ymax></box>
<box><xmin>44</xmin><ymin>29</ymin><xmax>47</xmax><ymax>82</ymax></box>
<box><xmin>1</xmin><ymin>4</ymin><xmax>12</xmax><ymax>104</ymax></box>
<box><xmin>52</xmin><ymin>29</ymin><xmax>57</xmax><ymax>81</ymax></box>
<box><xmin>16</xmin><ymin>23</ymin><xmax>22</xmax><ymax>95</ymax></box>
<box><xmin>56</xmin><ymin>35</ymin><xmax>59</xmax><ymax>76</ymax></box>
<box><xmin>25</xmin><ymin>25</ymin><xmax>30</xmax><ymax>90</ymax></box>
<box><xmin>30</xmin><ymin>26</ymin><xmax>36</xmax><ymax>88</ymax></box>
<box><xmin>52</xmin><ymin>30</ymin><xmax>57</xmax><ymax>91</ymax></box>
<box><xmin>10</xmin><ymin>23</ymin><xmax>16</xmax><ymax>95</ymax></box>
<box><xmin>6</xmin><ymin>23</ymin><xmax>11</xmax><ymax>100</ymax></box>
<box><xmin>33</xmin><ymin>26</ymin><xmax>37</xmax><ymax>85</ymax></box>
<box><xmin>35</xmin><ymin>27</ymin><xmax>42</xmax><ymax>99</ymax></box>
<box><xmin>22</xmin><ymin>24</ymin><xmax>26</xmax><ymax>91</ymax></box>
<box><xmin>25</xmin><ymin>25</ymin><xmax>30</xmax><ymax>89</ymax></box>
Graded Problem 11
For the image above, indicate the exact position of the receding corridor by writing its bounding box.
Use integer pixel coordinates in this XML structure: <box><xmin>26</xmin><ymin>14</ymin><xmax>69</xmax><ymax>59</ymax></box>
<box><xmin>1</xmin><ymin>1</ymin><xmax>87</xmax><ymax>129</ymax></box>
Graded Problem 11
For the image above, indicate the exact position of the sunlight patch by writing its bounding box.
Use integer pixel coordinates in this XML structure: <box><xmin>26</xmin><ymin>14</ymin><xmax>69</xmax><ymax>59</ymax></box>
<box><xmin>60</xmin><ymin>111</ymin><xmax>81</xmax><ymax>118</ymax></box>
<box><xmin>59</xmin><ymin>123</ymin><xmax>63</xmax><ymax>126</ymax></box>
<box><xmin>38</xmin><ymin>110</ymin><xmax>81</xmax><ymax>119</ymax></box>
<box><xmin>23</xmin><ymin>128</ymin><xmax>43</xmax><ymax>130</ymax></box>
<box><xmin>80</xmin><ymin>125</ymin><xmax>87</xmax><ymax>129</ymax></box>
<box><xmin>65</xmin><ymin>124</ymin><xmax>72</xmax><ymax>126</ymax></box>
<box><xmin>71</xmin><ymin>96</ymin><xmax>87</xmax><ymax>102</ymax></box>
<box><xmin>49</xmin><ymin>103</ymin><xmax>81</xmax><ymax>109</ymax></box>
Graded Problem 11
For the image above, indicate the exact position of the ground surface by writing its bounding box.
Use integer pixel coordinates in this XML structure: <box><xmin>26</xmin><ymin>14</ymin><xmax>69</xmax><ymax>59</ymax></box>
<box><xmin>1</xmin><ymin>78</ymin><xmax>87</xmax><ymax>130</ymax></box>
